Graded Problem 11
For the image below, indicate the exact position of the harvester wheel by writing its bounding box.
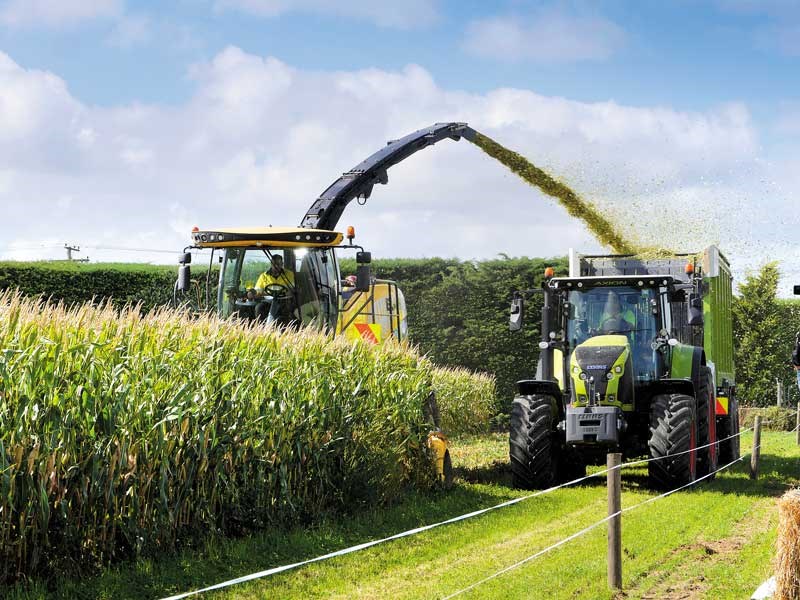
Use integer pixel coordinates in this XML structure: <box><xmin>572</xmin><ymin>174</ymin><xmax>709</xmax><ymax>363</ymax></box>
<box><xmin>718</xmin><ymin>396</ymin><xmax>740</xmax><ymax>463</ymax></box>
<box><xmin>696</xmin><ymin>366</ymin><xmax>718</xmax><ymax>478</ymax></box>
<box><xmin>510</xmin><ymin>394</ymin><xmax>557</xmax><ymax>489</ymax></box>
<box><xmin>648</xmin><ymin>393</ymin><xmax>698</xmax><ymax>489</ymax></box>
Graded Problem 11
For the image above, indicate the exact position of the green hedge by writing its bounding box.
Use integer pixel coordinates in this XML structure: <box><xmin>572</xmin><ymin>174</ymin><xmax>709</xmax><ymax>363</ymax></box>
<box><xmin>0</xmin><ymin>261</ymin><xmax>178</xmax><ymax>311</ymax></box>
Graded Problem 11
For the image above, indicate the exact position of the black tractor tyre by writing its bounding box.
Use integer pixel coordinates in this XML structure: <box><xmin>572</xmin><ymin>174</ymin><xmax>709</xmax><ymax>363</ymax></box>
<box><xmin>696</xmin><ymin>366</ymin><xmax>718</xmax><ymax>478</ymax></box>
<box><xmin>648</xmin><ymin>393</ymin><xmax>698</xmax><ymax>490</ymax></box>
<box><xmin>510</xmin><ymin>394</ymin><xmax>558</xmax><ymax>489</ymax></box>
<box><xmin>718</xmin><ymin>397</ymin><xmax>740</xmax><ymax>463</ymax></box>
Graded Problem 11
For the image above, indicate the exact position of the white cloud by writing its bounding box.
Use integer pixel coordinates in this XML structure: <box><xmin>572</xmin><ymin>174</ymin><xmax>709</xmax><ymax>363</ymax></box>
<box><xmin>0</xmin><ymin>47</ymin><xmax>797</xmax><ymax>292</ymax></box>
<box><xmin>0</xmin><ymin>0</ymin><xmax>123</xmax><ymax>28</ymax></box>
<box><xmin>215</xmin><ymin>0</ymin><xmax>440</xmax><ymax>29</ymax></box>
<box><xmin>463</xmin><ymin>12</ymin><xmax>625</xmax><ymax>63</ymax></box>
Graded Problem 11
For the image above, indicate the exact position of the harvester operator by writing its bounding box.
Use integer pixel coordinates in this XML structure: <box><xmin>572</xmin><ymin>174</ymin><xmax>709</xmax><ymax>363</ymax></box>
<box><xmin>249</xmin><ymin>254</ymin><xmax>296</xmax><ymax>324</ymax></box>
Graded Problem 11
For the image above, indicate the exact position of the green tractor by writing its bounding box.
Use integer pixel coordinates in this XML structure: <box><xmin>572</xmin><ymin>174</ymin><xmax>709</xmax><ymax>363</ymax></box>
<box><xmin>508</xmin><ymin>246</ymin><xmax>739</xmax><ymax>489</ymax></box>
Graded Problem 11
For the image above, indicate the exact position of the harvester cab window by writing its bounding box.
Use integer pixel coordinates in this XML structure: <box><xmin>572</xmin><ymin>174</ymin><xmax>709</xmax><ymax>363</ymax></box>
<box><xmin>219</xmin><ymin>247</ymin><xmax>302</xmax><ymax>325</ymax></box>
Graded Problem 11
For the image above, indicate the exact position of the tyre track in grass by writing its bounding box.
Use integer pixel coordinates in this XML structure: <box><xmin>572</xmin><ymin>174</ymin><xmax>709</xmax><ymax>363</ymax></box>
<box><xmin>631</xmin><ymin>497</ymin><xmax>776</xmax><ymax>600</ymax></box>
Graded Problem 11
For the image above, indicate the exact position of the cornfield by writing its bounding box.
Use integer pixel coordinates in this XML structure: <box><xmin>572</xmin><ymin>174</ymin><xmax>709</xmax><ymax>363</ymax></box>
<box><xmin>431</xmin><ymin>367</ymin><xmax>496</xmax><ymax>434</ymax></box>
<box><xmin>0</xmin><ymin>292</ymin><xmax>494</xmax><ymax>582</ymax></box>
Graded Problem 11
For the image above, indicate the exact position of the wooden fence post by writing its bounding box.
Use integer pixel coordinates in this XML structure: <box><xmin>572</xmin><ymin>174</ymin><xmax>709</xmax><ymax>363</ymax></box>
<box><xmin>796</xmin><ymin>402</ymin><xmax>799</xmax><ymax>446</ymax></box>
<box><xmin>607</xmin><ymin>452</ymin><xmax>622</xmax><ymax>590</ymax></box>
<box><xmin>750</xmin><ymin>416</ymin><xmax>762</xmax><ymax>480</ymax></box>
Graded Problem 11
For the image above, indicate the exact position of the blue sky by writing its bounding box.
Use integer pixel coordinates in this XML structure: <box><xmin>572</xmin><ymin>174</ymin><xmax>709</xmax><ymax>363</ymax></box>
<box><xmin>0</xmin><ymin>0</ymin><xmax>798</xmax><ymax>291</ymax></box>
<box><xmin>3</xmin><ymin>0</ymin><xmax>800</xmax><ymax>114</ymax></box>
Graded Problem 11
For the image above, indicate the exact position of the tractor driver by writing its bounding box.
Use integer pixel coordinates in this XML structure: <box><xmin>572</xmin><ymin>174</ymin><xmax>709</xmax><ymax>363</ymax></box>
<box><xmin>599</xmin><ymin>291</ymin><xmax>636</xmax><ymax>333</ymax></box>
<box><xmin>249</xmin><ymin>254</ymin><xmax>296</xmax><ymax>323</ymax></box>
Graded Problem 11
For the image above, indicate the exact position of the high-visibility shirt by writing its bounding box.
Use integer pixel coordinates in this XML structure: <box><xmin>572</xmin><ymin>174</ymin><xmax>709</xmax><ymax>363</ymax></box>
<box><xmin>256</xmin><ymin>269</ymin><xmax>295</xmax><ymax>290</ymax></box>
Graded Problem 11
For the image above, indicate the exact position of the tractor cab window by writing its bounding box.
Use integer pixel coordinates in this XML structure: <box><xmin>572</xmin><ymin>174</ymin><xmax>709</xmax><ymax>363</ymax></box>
<box><xmin>219</xmin><ymin>246</ymin><xmax>332</xmax><ymax>329</ymax></box>
<box><xmin>567</xmin><ymin>286</ymin><xmax>659</xmax><ymax>381</ymax></box>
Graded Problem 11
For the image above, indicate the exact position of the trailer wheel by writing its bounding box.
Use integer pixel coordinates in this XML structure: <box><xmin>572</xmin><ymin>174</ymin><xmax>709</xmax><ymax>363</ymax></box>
<box><xmin>718</xmin><ymin>396</ymin><xmax>740</xmax><ymax>463</ymax></box>
<box><xmin>648</xmin><ymin>393</ymin><xmax>698</xmax><ymax>489</ymax></box>
<box><xmin>510</xmin><ymin>394</ymin><xmax>558</xmax><ymax>489</ymax></box>
<box><xmin>696</xmin><ymin>366</ymin><xmax>718</xmax><ymax>478</ymax></box>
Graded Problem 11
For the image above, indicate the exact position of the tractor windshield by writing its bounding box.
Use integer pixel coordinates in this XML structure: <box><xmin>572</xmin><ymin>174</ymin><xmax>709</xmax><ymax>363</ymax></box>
<box><xmin>218</xmin><ymin>246</ymin><xmax>340</xmax><ymax>330</ymax></box>
<box><xmin>567</xmin><ymin>286</ymin><xmax>659</xmax><ymax>381</ymax></box>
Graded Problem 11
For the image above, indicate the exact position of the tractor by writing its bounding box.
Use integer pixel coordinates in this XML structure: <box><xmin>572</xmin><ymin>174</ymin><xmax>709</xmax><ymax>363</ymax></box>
<box><xmin>508</xmin><ymin>246</ymin><xmax>739</xmax><ymax>489</ymax></box>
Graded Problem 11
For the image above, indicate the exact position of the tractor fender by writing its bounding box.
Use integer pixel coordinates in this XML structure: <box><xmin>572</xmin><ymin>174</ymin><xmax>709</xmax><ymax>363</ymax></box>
<box><xmin>649</xmin><ymin>378</ymin><xmax>695</xmax><ymax>398</ymax></box>
<box><xmin>516</xmin><ymin>379</ymin><xmax>563</xmax><ymax>418</ymax></box>
<box><xmin>670</xmin><ymin>343</ymin><xmax>705</xmax><ymax>391</ymax></box>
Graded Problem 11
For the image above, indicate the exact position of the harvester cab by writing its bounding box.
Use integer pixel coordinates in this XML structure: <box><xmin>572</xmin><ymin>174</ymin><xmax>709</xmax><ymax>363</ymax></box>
<box><xmin>175</xmin><ymin>226</ymin><xmax>409</xmax><ymax>344</ymax></box>
<box><xmin>508</xmin><ymin>246</ymin><xmax>739</xmax><ymax>490</ymax></box>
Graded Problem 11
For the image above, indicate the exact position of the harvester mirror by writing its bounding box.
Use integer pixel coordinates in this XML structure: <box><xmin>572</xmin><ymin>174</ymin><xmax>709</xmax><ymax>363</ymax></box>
<box><xmin>509</xmin><ymin>295</ymin><xmax>524</xmax><ymax>332</ymax></box>
<box><xmin>794</xmin><ymin>285</ymin><xmax>800</xmax><ymax>295</ymax></box>
<box><xmin>356</xmin><ymin>251</ymin><xmax>372</xmax><ymax>264</ymax></box>
<box><xmin>688</xmin><ymin>295</ymin><xmax>704</xmax><ymax>326</ymax></box>
<box><xmin>355</xmin><ymin>264</ymin><xmax>371</xmax><ymax>292</ymax></box>
<box><xmin>177</xmin><ymin>265</ymin><xmax>191</xmax><ymax>292</ymax></box>
<box><xmin>179</xmin><ymin>252</ymin><xmax>192</xmax><ymax>265</ymax></box>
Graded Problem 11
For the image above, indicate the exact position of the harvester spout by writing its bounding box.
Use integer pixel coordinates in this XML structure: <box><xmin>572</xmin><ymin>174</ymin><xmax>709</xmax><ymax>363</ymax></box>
<box><xmin>300</xmin><ymin>122</ymin><xmax>475</xmax><ymax>230</ymax></box>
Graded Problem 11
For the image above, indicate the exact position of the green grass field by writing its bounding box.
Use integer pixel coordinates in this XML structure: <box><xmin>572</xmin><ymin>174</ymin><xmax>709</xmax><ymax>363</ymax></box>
<box><xmin>6</xmin><ymin>431</ymin><xmax>797</xmax><ymax>600</ymax></box>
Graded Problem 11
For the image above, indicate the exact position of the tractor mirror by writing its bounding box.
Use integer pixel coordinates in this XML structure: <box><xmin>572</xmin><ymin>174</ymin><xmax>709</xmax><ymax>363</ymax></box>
<box><xmin>669</xmin><ymin>288</ymin><xmax>686</xmax><ymax>302</ymax></box>
<box><xmin>794</xmin><ymin>285</ymin><xmax>800</xmax><ymax>295</ymax></box>
<box><xmin>509</xmin><ymin>295</ymin><xmax>524</xmax><ymax>332</ymax></box>
<box><xmin>355</xmin><ymin>264</ymin><xmax>371</xmax><ymax>292</ymax></box>
<box><xmin>356</xmin><ymin>251</ymin><xmax>372</xmax><ymax>264</ymax></box>
<box><xmin>688</xmin><ymin>295</ymin><xmax>704</xmax><ymax>326</ymax></box>
<box><xmin>177</xmin><ymin>265</ymin><xmax>191</xmax><ymax>292</ymax></box>
<box><xmin>179</xmin><ymin>252</ymin><xmax>192</xmax><ymax>265</ymax></box>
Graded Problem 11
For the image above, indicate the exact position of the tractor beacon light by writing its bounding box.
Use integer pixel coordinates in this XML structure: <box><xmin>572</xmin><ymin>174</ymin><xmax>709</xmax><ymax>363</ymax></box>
<box><xmin>192</xmin><ymin>226</ymin><xmax>199</xmax><ymax>233</ymax></box>
<box><xmin>347</xmin><ymin>226</ymin><xmax>355</xmax><ymax>242</ymax></box>
<box><xmin>685</xmin><ymin>262</ymin><xmax>694</xmax><ymax>274</ymax></box>
<box><xmin>544</xmin><ymin>267</ymin><xmax>555</xmax><ymax>279</ymax></box>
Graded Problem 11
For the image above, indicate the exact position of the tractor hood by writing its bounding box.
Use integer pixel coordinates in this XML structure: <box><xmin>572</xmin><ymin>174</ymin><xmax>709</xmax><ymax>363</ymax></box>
<box><xmin>570</xmin><ymin>335</ymin><xmax>633</xmax><ymax>408</ymax></box>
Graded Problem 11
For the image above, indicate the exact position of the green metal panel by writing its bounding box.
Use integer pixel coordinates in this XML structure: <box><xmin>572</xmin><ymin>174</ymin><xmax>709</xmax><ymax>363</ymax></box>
<box><xmin>702</xmin><ymin>249</ymin><xmax>735</xmax><ymax>386</ymax></box>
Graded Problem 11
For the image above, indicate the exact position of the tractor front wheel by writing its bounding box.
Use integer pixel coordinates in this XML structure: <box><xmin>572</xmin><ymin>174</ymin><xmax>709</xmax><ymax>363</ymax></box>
<box><xmin>509</xmin><ymin>394</ymin><xmax>558</xmax><ymax>489</ymax></box>
<box><xmin>648</xmin><ymin>393</ymin><xmax>698</xmax><ymax>489</ymax></box>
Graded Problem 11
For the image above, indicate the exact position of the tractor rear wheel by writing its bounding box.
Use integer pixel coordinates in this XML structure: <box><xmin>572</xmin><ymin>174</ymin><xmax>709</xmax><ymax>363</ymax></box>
<box><xmin>718</xmin><ymin>396</ymin><xmax>740</xmax><ymax>463</ymax></box>
<box><xmin>696</xmin><ymin>366</ymin><xmax>718</xmax><ymax>478</ymax></box>
<box><xmin>648</xmin><ymin>393</ymin><xmax>698</xmax><ymax>489</ymax></box>
<box><xmin>510</xmin><ymin>394</ymin><xmax>558</xmax><ymax>489</ymax></box>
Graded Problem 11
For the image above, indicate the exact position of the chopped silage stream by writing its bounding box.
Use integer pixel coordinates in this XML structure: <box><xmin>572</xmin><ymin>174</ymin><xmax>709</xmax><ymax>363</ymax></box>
<box><xmin>469</xmin><ymin>131</ymin><xmax>680</xmax><ymax>256</ymax></box>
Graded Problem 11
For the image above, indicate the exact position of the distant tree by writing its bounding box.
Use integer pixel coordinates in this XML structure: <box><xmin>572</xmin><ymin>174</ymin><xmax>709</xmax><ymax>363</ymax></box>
<box><xmin>733</xmin><ymin>262</ymin><xmax>784</xmax><ymax>406</ymax></box>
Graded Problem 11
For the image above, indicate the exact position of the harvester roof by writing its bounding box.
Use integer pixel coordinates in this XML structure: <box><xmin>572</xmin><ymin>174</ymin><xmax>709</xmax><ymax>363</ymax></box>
<box><xmin>191</xmin><ymin>227</ymin><xmax>344</xmax><ymax>249</ymax></box>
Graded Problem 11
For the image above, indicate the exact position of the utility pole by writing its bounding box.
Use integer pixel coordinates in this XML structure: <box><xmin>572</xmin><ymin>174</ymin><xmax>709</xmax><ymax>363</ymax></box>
<box><xmin>64</xmin><ymin>244</ymin><xmax>89</xmax><ymax>262</ymax></box>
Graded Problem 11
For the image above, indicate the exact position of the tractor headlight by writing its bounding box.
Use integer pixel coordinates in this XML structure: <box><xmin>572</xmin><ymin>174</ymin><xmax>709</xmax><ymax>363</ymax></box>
<box><xmin>614</xmin><ymin>365</ymin><xmax>623</xmax><ymax>374</ymax></box>
<box><xmin>572</xmin><ymin>365</ymin><xmax>580</xmax><ymax>374</ymax></box>
<box><xmin>579</xmin><ymin>372</ymin><xmax>588</xmax><ymax>381</ymax></box>
<box><xmin>606</xmin><ymin>372</ymin><xmax>614</xmax><ymax>380</ymax></box>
